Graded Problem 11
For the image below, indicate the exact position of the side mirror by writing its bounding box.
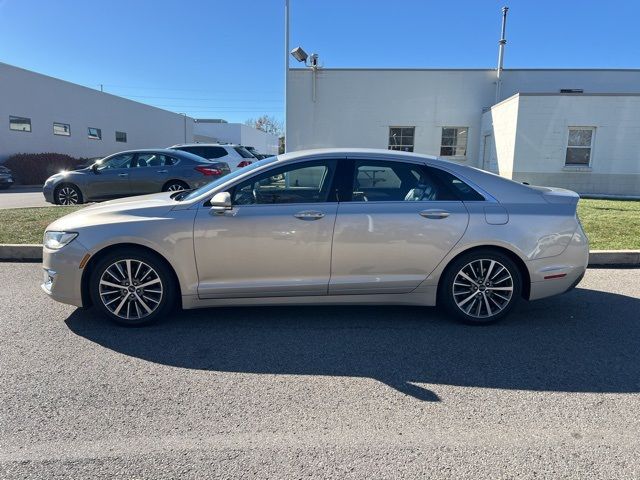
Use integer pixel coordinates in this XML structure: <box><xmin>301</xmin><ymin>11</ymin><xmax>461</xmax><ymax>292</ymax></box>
<box><xmin>210</xmin><ymin>192</ymin><xmax>232</xmax><ymax>212</ymax></box>
<box><xmin>91</xmin><ymin>163</ymin><xmax>100</xmax><ymax>174</ymax></box>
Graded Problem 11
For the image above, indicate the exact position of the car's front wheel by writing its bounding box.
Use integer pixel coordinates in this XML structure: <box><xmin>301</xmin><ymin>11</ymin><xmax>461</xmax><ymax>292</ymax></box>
<box><xmin>54</xmin><ymin>184</ymin><xmax>83</xmax><ymax>205</ymax></box>
<box><xmin>440</xmin><ymin>250</ymin><xmax>522</xmax><ymax>325</ymax></box>
<box><xmin>89</xmin><ymin>249</ymin><xmax>177</xmax><ymax>326</ymax></box>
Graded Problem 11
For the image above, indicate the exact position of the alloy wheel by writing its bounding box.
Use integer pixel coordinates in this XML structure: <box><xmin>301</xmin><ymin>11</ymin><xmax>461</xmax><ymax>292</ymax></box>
<box><xmin>452</xmin><ymin>259</ymin><xmax>514</xmax><ymax>319</ymax></box>
<box><xmin>57</xmin><ymin>186</ymin><xmax>79</xmax><ymax>205</ymax></box>
<box><xmin>98</xmin><ymin>259</ymin><xmax>164</xmax><ymax>321</ymax></box>
<box><xmin>166</xmin><ymin>183</ymin><xmax>185</xmax><ymax>192</ymax></box>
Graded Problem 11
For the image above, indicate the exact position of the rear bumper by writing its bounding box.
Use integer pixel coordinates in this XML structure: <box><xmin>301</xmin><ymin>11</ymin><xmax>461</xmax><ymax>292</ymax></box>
<box><xmin>527</xmin><ymin>228</ymin><xmax>589</xmax><ymax>301</ymax></box>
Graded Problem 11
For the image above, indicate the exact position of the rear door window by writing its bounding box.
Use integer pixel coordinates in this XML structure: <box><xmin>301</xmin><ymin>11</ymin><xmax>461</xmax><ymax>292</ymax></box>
<box><xmin>178</xmin><ymin>146</ymin><xmax>227</xmax><ymax>159</ymax></box>
<box><xmin>349</xmin><ymin>160</ymin><xmax>457</xmax><ymax>202</ymax></box>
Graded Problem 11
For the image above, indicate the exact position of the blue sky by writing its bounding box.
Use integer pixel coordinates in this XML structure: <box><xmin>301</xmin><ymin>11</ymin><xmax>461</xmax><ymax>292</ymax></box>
<box><xmin>1</xmin><ymin>0</ymin><xmax>639</xmax><ymax>124</ymax></box>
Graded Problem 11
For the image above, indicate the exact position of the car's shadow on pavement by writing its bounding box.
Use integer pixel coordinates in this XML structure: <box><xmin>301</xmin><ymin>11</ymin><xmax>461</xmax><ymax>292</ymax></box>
<box><xmin>65</xmin><ymin>287</ymin><xmax>640</xmax><ymax>402</ymax></box>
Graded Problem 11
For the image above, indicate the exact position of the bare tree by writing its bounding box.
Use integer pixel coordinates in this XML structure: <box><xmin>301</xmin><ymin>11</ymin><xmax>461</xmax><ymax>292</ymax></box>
<box><xmin>245</xmin><ymin>115</ymin><xmax>284</xmax><ymax>137</ymax></box>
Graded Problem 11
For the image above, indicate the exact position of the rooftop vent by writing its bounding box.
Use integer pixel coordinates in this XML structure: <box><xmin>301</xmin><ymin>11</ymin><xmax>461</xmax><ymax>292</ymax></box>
<box><xmin>560</xmin><ymin>89</ymin><xmax>584</xmax><ymax>94</ymax></box>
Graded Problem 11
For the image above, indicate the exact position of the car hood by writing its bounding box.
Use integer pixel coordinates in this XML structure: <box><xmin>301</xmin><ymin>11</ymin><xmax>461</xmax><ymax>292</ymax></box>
<box><xmin>47</xmin><ymin>192</ymin><xmax>180</xmax><ymax>231</ymax></box>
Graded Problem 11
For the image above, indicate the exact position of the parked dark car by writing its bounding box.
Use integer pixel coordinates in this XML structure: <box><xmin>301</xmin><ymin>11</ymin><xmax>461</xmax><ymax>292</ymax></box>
<box><xmin>0</xmin><ymin>165</ymin><xmax>14</xmax><ymax>189</ymax></box>
<box><xmin>42</xmin><ymin>149</ymin><xmax>230</xmax><ymax>205</ymax></box>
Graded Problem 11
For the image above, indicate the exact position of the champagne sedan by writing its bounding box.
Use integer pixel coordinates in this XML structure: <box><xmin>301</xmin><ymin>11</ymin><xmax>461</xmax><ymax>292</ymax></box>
<box><xmin>41</xmin><ymin>149</ymin><xmax>589</xmax><ymax>325</ymax></box>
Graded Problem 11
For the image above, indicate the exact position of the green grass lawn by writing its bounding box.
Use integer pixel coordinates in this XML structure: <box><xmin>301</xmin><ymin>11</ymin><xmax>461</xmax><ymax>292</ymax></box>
<box><xmin>0</xmin><ymin>200</ymin><xmax>638</xmax><ymax>250</ymax></box>
<box><xmin>0</xmin><ymin>206</ymin><xmax>83</xmax><ymax>244</ymax></box>
<box><xmin>577</xmin><ymin>199</ymin><xmax>640</xmax><ymax>250</ymax></box>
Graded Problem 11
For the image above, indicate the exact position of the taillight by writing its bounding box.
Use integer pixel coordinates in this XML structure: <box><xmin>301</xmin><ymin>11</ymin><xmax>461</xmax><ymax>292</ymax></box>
<box><xmin>195</xmin><ymin>166</ymin><xmax>222</xmax><ymax>176</ymax></box>
<box><xmin>237</xmin><ymin>160</ymin><xmax>253</xmax><ymax>168</ymax></box>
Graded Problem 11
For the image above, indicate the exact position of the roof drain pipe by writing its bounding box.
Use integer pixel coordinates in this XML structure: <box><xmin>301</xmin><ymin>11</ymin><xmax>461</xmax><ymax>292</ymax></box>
<box><xmin>495</xmin><ymin>6</ymin><xmax>509</xmax><ymax>104</ymax></box>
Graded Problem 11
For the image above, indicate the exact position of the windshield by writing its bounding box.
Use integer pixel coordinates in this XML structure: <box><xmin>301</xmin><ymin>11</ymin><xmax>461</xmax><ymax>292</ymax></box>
<box><xmin>179</xmin><ymin>156</ymin><xmax>279</xmax><ymax>202</ymax></box>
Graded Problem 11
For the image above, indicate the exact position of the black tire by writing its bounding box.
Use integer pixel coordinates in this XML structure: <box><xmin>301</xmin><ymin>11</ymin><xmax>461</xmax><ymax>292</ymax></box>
<box><xmin>162</xmin><ymin>180</ymin><xmax>189</xmax><ymax>192</ymax></box>
<box><xmin>89</xmin><ymin>248</ymin><xmax>177</xmax><ymax>326</ymax></box>
<box><xmin>54</xmin><ymin>183</ymin><xmax>83</xmax><ymax>205</ymax></box>
<box><xmin>439</xmin><ymin>249</ymin><xmax>522</xmax><ymax>325</ymax></box>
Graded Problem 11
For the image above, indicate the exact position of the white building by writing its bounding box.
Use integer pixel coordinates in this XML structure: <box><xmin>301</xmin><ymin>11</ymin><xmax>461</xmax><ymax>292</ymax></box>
<box><xmin>0</xmin><ymin>62</ymin><xmax>193</xmax><ymax>161</ymax></box>
<box><xmin>286</xmin><ymin>68</ymin><xmax>640</xmax><ymax>195</ymax></box>
<box><xmin>193</xmin><ymin>119</ymin><xmax>279</xmax><ymax>155</ymax></box>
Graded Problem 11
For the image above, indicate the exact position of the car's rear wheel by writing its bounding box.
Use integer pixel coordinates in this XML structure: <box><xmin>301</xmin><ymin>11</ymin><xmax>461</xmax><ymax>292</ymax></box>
<box><xmin>55</xmin><ymin>184</ymin><xmax>83</xmax><ymax>205</ymax></box>
<box><xmin>162</xmin><ymin>180</ymin><xmax>189</xmax><ymax>192</ymax></box>
<box><xmin>89</xmin><ymin>249</ymin><xmax>177</xmax><ymax>326</ymax></box>
<box><xmin>440</xmin><ymin>250</ymin><xmax>522</xmax><ymax>325</ymax></box>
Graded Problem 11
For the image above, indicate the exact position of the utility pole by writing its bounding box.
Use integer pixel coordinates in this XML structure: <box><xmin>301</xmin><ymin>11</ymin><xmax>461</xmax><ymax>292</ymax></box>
<box><xmin>495</xmin><ymin>6</ymin><xmax>509</xmax><ymax>103</ymax></box>
<box><xmin>284</xmin><ymin>0</ymin><xmax>289</xmax><ymax>152</ymax></box>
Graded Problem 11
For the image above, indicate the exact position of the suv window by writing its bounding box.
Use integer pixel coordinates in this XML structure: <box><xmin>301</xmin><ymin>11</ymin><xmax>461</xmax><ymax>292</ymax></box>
<box><xmin>234</xmin><ymin>147</ymin><xmax>254</xmax><ymax>159</ymax></box>
<box><xmin>350</xmin><ymin>160</ymin><xmax>457</xmax><ymax>202</ymax></box>
<box><xmin>178</xmin><ymin>146</ymin><xmax>227</xmax><ymax>159</ymax></box>
<box><xmin>232</xmin><ymin>160</ymin><xmax>336</xmax><ymax>205</ymax></box>
<box><xmin>135</xmin><ymin>153</ymin><xmax>176</xmax><ymax>167</ymax></box>
<box><xmin>97</xmin><ymin>153</ymin><xmax>134</xmax><ymax>170</ymax></box>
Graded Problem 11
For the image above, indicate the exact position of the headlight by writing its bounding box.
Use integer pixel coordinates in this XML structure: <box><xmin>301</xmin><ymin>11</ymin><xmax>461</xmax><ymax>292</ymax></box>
<box><xmin>44</xmin><ymin>231</ymin><xmax>78</xmax><ymax>249</ymax></box>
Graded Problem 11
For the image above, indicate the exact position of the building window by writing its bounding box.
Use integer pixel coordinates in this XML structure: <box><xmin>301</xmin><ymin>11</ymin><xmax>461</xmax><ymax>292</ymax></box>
<box><xmin>9</xmin><ymin>116</ymin><xmax>31</xmax><ymax>132</ymax></box>
<box><xmin>440</xmin><ymin>127</ymin><xmax>468</xmax><ymax>157</ymax></box>
<box><xmin>88</xmin><ymin>127</ymin><xmax>102</xmax><ymax>140</ymax></box>
<box><xmin>53</xmin><ymin>122</ymin><xmax>71</xmax><ymax>136</ymax></box>
<box><xmin>565</xmin><ymin>127</ymin><xmax>595</xmax><ymax>166</ymax></box>
<box><xmin>388</xmin><ymin>127</ymin><xmax>415</xmax><ymax>152</ymax></box>
<box><xmin>115</xmin><ymin>131</ymin><xmax>127</xmax><ymax>143</ymax></box>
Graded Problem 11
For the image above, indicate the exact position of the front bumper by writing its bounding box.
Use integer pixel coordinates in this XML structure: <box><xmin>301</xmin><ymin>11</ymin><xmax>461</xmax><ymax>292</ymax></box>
<box><xmin>42</xmin><ymin>184</ymin><xmax>55</xmax><ymax>203</ymax></box>
<box><xmin>41</xmin><ymin>239</ymin><xmax>89</xmax><ymax>307</ymax></box>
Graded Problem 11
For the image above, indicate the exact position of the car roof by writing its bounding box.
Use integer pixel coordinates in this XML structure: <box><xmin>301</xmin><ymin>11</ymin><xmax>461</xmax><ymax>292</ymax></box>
<box><xmin>105</xmin><ymin>148</ymin><xmax>211</xmax><ymax>162</ymax></box>
<box><xmin>169</xmin><ymin>143</ymin><xmax>241</xmax><ymax>148</ymax></box>
<box><xmin>273</xmin><ymin>148</ymin><xmax>542</xmax><ymax>204</ymax></box>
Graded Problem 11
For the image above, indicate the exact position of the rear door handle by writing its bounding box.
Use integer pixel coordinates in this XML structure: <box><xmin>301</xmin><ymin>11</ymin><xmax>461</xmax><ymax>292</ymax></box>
<box><xmin>156</xmin><ymin>170</ymin><xmax>168</xmax><ymax>173</ymax></box>
<box><xmin>294</xmin><ymin>211</ymin><xmax>325</xmax><ymax>220</ymax></box>
<box><xmin>118</xmin><ymin>173</ymin><xmax>129</xmax><ymax>177</ymax></box>
<box><xmin>419</xmin><ymin>209</ymin><xmax>450</xmax><ymax>219</ymax></box>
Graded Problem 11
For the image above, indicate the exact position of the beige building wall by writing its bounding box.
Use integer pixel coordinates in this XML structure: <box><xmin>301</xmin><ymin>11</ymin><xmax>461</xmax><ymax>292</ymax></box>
<box><xmin>483</xmin><ymin>93</ymin><xmax>640</xmax><ymax>195</ymax></box>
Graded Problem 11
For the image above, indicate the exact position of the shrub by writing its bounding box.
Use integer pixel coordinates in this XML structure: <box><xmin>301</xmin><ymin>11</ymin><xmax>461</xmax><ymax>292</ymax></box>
<box><xmin>3</xmin><ymin>153</ymin><xmax>86</xmax><ymax>185</ymax></box>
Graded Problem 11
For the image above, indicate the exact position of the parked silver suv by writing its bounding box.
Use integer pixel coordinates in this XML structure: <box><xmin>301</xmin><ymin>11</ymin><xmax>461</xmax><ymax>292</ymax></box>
<box><xmin>169</xmin><ymin>143</ymin><xmax>256</xmax><ymax>172</ymax></box>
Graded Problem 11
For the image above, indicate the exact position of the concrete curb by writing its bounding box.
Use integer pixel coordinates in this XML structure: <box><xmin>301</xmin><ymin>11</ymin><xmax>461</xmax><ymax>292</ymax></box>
<box><xmin>588</xmin><ymin>250</ymin><xmax>640</xmax><ymax>266</ymax></box>
<box><xmin>0</xmin><ymin>244</ymin><xmax>43</xmax><ymax>261</ymax></box>
<box><xmin>1</xmin><ymin>244</ymin><xmax>639</xmax><ymax>266</ymax></box>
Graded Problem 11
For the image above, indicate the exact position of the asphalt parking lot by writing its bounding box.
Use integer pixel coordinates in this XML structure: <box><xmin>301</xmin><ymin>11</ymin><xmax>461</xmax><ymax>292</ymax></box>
<box><xmin>0</xmin><ymin>188</ymin><xmax>48</xmax><ymax>209</ymax></box>
<box><xmin>1</xmin><ymin>263</ymin><xmax>639</xmax><ymax>479</ymax></box>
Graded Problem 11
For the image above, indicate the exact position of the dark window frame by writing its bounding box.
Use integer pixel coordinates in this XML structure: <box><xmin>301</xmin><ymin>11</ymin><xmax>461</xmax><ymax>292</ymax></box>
<box><xmin>440</xmin><ymin>127</ymin><xmax>469</xmax><ymax>158</ymax></box>
<box><xmin>53</xmin><ymin>122</ymin><xmax>71</xmax><ymax>136</ymax></box>
<box><xmin>9</xmin><ymin>116</ymin><xmax>31</xmax><ymax>133</ymax></box>
<box><xmin>88</xmin><ymin>127</ymin><xmax>102</xmax><ymax>140</ymax></box>
<box><xmin>388</xmin><ymin>126</ymin><xmax>415</xmax><ymax>152</ymax></box>
<box><xmin>115</xmin><ymin>131</ymin><xmax>127</xmax><ymax>143</ymax></box>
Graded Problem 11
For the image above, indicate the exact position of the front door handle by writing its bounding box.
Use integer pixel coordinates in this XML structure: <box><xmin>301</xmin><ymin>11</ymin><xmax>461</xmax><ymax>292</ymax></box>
<box><xmin>118</xmin><ymin>173</ymin><xmax>129</xmax><ymax>177</ymax></box>
<box><xmin>156</xmin><ymin>170</ymin><xmax>168</xmax><ymax>173</ymax></box>
<box><xmin>294</xmin><ymin>211</ymin><xmax>325</xmax><ymax>220</ymax></box>
<box><xmin>419</xmin><ymin>209</ymin><xmax>450</xmax><ymax>219</ymax></box>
